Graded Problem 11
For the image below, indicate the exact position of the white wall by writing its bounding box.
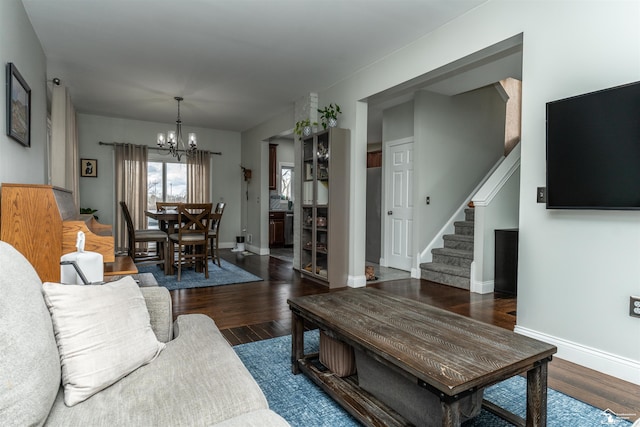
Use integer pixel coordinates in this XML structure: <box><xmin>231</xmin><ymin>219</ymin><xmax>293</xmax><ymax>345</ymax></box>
<box><xmin>0</xmin><ymin>0</ymin><xmax>47</xmax><ymax>186</ymax></box>
<box><xmin>241</xmin><ymin>107</ymin><xmax>294</xmax><ymax>254</ymax></box>
<box><xmin>77</xmin><ymin>114</ymin><xmax>242</xmax><ymax>247</ymax></box>
<box><xmin>252</xmin><ymin>0</ymin><xmax>640</xmax><ymax>383</ymax></box>
<box><xmin>413</xmin><ymin>88</ymin><xmax>505</xmax><ymax>261</ymax></box>
<box><xmin>382</xmin><ymin>101</ymin><xmax>414</xmax><ymax>142</ymax></box>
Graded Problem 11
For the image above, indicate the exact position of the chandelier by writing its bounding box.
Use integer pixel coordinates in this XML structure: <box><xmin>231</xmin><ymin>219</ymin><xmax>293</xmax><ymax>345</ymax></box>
<box><xmin>156</xmin><ymin>96</ymin><xmax>197</xmax><ymax>161</ymax></box>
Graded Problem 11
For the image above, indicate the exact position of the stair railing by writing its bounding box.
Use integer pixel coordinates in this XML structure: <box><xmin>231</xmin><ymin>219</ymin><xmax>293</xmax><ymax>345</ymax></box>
<box><xmin>469</xmin><ymin>143</ymin><xmax>521</xmax><ymax>293</ymax></box>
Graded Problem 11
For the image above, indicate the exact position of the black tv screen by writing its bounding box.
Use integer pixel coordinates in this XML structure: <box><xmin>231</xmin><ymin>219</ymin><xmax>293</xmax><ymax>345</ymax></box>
<box><xmin>546</xmin><ymin>81</ymin><xmax>640</xmax><ymax>210</ymax></box>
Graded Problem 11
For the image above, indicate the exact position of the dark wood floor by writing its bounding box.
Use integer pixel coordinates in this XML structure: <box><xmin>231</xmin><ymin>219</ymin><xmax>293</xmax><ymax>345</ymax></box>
<box><xmin>170</xmin><ymin>249</ymin><xmax>640</xmax><ymax>422</ymax></box>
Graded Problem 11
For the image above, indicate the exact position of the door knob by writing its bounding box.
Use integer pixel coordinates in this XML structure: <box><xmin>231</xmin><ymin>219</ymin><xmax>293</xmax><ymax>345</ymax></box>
<box><xmin>387</xmin><ymin>210</ymin><xmax>393</xmax><ymax>215</ymax></box>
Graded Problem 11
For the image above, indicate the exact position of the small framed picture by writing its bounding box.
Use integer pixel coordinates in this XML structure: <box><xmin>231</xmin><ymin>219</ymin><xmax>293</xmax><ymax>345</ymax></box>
<box><xmin>6</xmin><ymin>63</ymin><xmax>31</xmax><ymax>147</ymax></box>
<box><xmin>81</xmin><ymin>159</ymin><xmax>98</xmax><ymax>177</ymax></box>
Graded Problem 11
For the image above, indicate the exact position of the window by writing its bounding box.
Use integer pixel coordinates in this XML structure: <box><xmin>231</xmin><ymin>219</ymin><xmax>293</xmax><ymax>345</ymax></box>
<box><xmin>280</xmin><ymin>164</ymin><xmax>294</xmax><ymax>202</ymax></box>
<box><xmin>147</xmin><ymin>160</ymin><xmax>187</xmax><ymax>226</ymax></box>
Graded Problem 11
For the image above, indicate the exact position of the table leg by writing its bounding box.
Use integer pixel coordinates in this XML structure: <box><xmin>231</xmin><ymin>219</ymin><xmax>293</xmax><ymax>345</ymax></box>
<box><xmin>291</xmin><ymin>311</ymin><xmax>304</xmax><ymax>374</ymax></box>
<box><xmin>526</xmin><ymin>360</ymin><xmax>549</xmax><ymax>427</ymax></box>
<box><xmin>441</xmin><ymin>399</ymin><xmax>461</xmax><ymax>427</ymax></box>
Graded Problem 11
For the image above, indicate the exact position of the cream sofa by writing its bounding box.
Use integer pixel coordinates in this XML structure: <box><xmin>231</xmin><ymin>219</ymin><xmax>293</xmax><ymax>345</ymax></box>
<box><xmin>0</xmin><ymin>241</ymin><xmax>289</xmax><ymax>426</ymax></box>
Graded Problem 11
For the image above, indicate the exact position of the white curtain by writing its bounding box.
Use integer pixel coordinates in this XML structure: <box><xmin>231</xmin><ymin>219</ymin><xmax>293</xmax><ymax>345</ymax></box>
<box><xmin>114</xmin><ymin>144</ymin><xmax>148</xmax><ymax>253</ymax></box>
<box><xmin>51</xmin><ymin>85</ymin><xmax>79</xmax><ymax>208</ymax></box>
<box><xmin>187</xmin><ymin>150</ymin><xmax>211</xmax><ymax>203</ymax></box>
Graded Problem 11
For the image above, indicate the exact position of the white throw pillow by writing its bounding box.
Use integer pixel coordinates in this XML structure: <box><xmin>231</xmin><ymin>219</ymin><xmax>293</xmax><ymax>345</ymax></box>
<box><xmin>42</xmin><ymin>277</ymin><xmax>165</xmax><ymax>406</ymax></box>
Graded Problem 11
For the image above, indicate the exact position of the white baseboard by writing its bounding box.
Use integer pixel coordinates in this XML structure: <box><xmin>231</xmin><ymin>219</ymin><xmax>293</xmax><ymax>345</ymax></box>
<box><xmin>250</xmin><ymin>245</ymin><xmax>269</xmax><ymax>255</ymax></box>
<box><xmin>471</xmin><ymin>279</ymin><xmax>494</xmax><ymax>294</ymax></box>
<box><xmin>411</xmin><ymin>268</ymin><xmax>421</xmax><ymax>279</ymax></box>
<box><xmin>514</xmin><ymin>326</ymin><xmax>640</xmax><ymax>386</ymax></box>
<box><xmin>348</xmin><ymin>274</ymin><xmax>367</xmax><ymax>288</ymax></box>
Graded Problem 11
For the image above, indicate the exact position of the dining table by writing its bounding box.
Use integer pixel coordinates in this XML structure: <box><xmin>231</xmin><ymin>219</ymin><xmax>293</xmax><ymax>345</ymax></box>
<box><xmin>145</xmin><ymin>209</ymin><xmax>221</xmax><ymax>275</ymax></box>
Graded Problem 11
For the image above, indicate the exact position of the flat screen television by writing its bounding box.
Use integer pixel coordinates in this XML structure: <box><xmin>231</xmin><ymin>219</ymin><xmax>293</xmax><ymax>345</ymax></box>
<box><xmin>546</xmin><ymin>81</ymin><xmax>640</xmax><ymax>210</ymax></box>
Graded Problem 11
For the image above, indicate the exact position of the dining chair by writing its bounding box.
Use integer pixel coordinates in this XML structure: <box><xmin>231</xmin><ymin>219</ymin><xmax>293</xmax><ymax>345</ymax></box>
<box><xmin>209</xmin><ymin>202</ymin><xmax>226</xmax><ymax>267</ymax></box>
<box><xmin>168</xmin><ymin>203</ymin><xmax>212</xmax><ymax>281</ymax></box>
<box><xmin>120</xmin><ymin>201</ymin><xmax>168</xmax><ymax>272</ymax></box>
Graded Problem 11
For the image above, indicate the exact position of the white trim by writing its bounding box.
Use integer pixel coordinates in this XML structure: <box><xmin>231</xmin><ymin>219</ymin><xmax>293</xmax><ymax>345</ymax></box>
<box><xmin>411</xmin><ymin>267</ymin><xmax>421</xmax><ymax>279</ymax></box>
<box><xmin>470</xmin><ymin>261</ymin><xmax>495</xmax><ymax>293</ymax></box>
<box><xmin>472</xmin><ymin>143</ymin><xmax>521</xmax><ymax>207</ymax></box>
<box><xmin>471</xmin><ymin>279</ymin><xmax>494</xmax><ymax>294</ymax></box>
<box><xmin>245</xmin><ymin>243</ymin><xmax>269</xmax><ymax>255</ymax></box>
<box><xmin>347</xmin><ymin>274</ymin><xmax>367</xmax><ymax>288</ymax></box>
<box><xmin>514</xmin><ymin>326</ymin><xmax>640</xmax><ymax>386</ymax></box>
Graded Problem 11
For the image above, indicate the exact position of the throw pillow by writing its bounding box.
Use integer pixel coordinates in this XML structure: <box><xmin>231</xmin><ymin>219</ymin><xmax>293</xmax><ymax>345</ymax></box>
<box><xmin>42</xmin><ymin>277</ymin><xmax>165</xmax><ymax>406</ymax></box>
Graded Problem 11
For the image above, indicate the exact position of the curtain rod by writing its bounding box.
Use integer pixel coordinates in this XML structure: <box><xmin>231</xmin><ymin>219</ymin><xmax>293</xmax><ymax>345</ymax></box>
<box><xmin>98</xmin><ymin>141</ymin><xmax>222</xmax><ymax>156</ymax></box>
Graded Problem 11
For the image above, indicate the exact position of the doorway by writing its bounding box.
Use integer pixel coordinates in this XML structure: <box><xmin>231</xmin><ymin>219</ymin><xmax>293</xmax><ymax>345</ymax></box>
<box><xmin>267</xmin><ymin>137</ymin><xmax>295</xmax><ymax>263</ymax></box>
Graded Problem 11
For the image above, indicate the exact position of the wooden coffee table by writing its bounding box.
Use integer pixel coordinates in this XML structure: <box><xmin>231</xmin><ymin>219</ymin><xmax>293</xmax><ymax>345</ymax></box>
<box><xmin>288</xmin><ymin>288</ymin><xmax>557</xmax><ymax>427</ymax></box>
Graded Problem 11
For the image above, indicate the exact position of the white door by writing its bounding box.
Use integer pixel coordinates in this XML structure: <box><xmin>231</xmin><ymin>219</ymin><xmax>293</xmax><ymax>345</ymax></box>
<box><xmin>383</xmin><ymin>138</ymin><xmax>414</xmax><ymax>271</ymax></box>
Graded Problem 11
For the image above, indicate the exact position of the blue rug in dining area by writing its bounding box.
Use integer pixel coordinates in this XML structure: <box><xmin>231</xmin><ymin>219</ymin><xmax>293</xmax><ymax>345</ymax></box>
<box><xmin>138</xmin><ymin>259</ymin><xmax>262</xmax><ymax>290</ymax></box>
<box><xmin>234</xmin><ymin>331</ymin><xmax>634</xmax><ymax>427</ymax></box>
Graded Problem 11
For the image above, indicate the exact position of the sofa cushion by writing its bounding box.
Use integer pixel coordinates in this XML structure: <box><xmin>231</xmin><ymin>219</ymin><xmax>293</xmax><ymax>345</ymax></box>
<box><xmin>42</xmin><ymin>277</ymin><xmax>165</xmax><ymax>406</ymax></box>
<box><xmin>0</xmin><ymin>241</ymin><xmax>61</xmax><ymax>426</ymax></box>
<box><xmin>45</xmin><ymin>314</ymin><xmax>275</xmax><ymax>426</ymax></box>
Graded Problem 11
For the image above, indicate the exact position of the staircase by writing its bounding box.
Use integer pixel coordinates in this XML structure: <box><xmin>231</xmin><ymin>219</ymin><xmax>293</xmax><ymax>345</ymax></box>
<box><xmin>420</xmin><ymin>208</ymin><xmax>474</xmax><ymax>290</ymax></box>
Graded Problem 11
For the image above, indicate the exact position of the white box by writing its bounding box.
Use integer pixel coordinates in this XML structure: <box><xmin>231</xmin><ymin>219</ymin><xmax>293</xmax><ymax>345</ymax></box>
<box><xmin>317</xmin><ymin>181</ymin><xmax>328</xmax><ymax>205</ymax></box>
<box><xmin>303</xmin><ymin>181</ymin><xmax>313</xmax><ymax>204</ymax></box>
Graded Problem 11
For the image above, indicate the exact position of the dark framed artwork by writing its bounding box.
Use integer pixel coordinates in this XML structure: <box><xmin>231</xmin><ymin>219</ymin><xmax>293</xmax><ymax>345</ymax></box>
<box><xmin>6</xmin><ymin>63</ymin><xmax>31</xmax><ymax>147</ymax></box>
<box><xmin>81</xmin><ymin>159</ymin><xmax>98</xmax><ymax>177</ymax></box>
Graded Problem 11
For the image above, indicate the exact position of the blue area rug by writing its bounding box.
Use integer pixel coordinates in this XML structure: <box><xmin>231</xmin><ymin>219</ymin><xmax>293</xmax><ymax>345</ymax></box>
<box><xmin>138</xmin><ymin>259</ymin><xmax>262</xmax><ymax>290</ymax></box>
<box><xmin>234</xmin><ymin>331</ymin><xmax>634</xmax><ymax>427</ymax></box>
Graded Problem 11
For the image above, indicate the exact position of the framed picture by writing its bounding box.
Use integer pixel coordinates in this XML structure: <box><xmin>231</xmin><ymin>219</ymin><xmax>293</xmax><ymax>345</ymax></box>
<box><xmin>6</xmin><ymin>63</ymin><xmax>31</xmax><ymax>147</ymax></box>
<box><xmin>81</xmin><ymin>159</ymin><xmax>98</xmax><ymax>177</ymax></box>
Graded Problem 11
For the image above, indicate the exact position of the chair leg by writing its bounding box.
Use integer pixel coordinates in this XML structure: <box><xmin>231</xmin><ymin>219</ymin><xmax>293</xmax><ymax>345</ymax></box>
<box><xmin>174</xmin><ymin>245</ymin><xmax>182</xmax><ymax>282</ymax></box>
<box><xmin>162</xmin><ymin>240</ymin><xmax>169</xmax><ymax>275</ymax></box>
<box><xmin>209</xmin><ymin>237</ymin><xmax>221</xmax><ymax>267</ymax></box>
<box><xmin>215</xmin><ymin>238</ymin><xmax>221</xmax><ymax>267</ymax></box>
<box><xmin>168</xmin><ymin>240</ymin><xmax>175</xmax><ymax>276</ymax></box>
<box><xmin>177</xmin><ymin>244</ymin><xmax>182</xmax><ymax>282</ymax></box>
<box><xmin>201</xmin><ymin>243</ymin><xmax>209</xmax><ymax>279</ymax></box>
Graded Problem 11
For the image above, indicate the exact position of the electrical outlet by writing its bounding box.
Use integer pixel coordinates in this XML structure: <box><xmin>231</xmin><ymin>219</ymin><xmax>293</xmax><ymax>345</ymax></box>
<box><xmin>247</xmin><ymin>234</ymin><xmax>252</xmax><ymax>244</ymax></box>
<box><xmin>630</xmin><ymin>296</ymin><xmax>640</xmax><ymax>318</ymax></box>
<box><xmin>537</xmin><ymin>187</ymin><xmax>546</xmax><ymax>203</ymax></box>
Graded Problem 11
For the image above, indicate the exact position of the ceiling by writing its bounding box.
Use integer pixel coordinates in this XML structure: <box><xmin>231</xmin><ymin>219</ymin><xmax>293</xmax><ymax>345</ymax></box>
<box><xmin>21</xmin><ymin>0</ymin><xmax>489</xmax><ymax>134</ymax></box>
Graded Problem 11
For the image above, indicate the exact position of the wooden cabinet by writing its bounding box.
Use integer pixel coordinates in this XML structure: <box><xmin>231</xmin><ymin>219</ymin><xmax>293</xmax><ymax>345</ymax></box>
<box><xmin>269</xmin><ymin>143</ymin><xmax>277</xmax><ymax>190</ymax></box>
<box><xmin>300</xmin><ymin>128</ymin><xmax>350</xmax><ymax>288</ymax></box>
<box><xmin>0</xmin><ymin>184</ymin><xmax>115</xmax><ymax>282</ymax></box>
<box><xmin>269</xmin><ymin>211</ymin><xmax>285</xmax><ymax>247</ymax></box>
<box><xmin>495</xmin><ymin>228</ymin><xmax>518</xmax><ymax>295</ymax></box>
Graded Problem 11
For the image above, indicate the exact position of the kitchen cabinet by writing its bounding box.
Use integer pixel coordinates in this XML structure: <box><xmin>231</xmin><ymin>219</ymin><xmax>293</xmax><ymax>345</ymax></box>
<box><xmin>269</xmin><ymin>211</ymin><xmax>285</xmax><ymax>247</ymax></box>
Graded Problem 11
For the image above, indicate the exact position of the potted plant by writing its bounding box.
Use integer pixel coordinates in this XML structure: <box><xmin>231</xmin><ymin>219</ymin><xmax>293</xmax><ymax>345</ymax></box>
<box><xmin>318</xmin><ymin>103</ymin><xmax>342</xmax><ymax>129</ymax></box>
<box><xmin>80</xmin><ymin>207</ymin><xmax>99</xmax><ymax>220</ymax></box>
<box><xmin>294</xmin><ymin>119</ymin><xmax>317</xmax><ymax>137</ymax></box>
